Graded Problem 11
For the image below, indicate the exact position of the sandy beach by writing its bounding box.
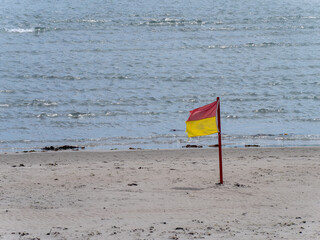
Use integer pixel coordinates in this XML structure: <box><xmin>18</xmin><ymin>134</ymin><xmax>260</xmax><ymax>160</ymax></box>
<box><xmin>0</xmin><ymin>147</ymin><xmax>319</xmax><ymax>239</ymax></box>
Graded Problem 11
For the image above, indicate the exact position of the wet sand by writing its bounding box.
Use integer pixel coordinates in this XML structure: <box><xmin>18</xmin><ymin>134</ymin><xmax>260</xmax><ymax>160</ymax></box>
<box><xmin>0</xmin><ymin>147</ymin><xmax>320</xmax><ymax>239</ymax></box>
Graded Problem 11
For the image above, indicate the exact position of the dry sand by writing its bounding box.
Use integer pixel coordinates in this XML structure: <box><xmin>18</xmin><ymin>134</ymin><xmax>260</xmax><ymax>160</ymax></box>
<box><xmin>0</xmin><ymin>147</ymin><xmax>319</xmax><ymax>239</ymax></box>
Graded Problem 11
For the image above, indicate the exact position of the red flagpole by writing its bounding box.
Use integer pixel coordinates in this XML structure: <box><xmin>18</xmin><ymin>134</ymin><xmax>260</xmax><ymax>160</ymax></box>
<box><xmin>217</xmin><ymin>97</ymin><xmax>223</xmax><ymax>184</ymax></box>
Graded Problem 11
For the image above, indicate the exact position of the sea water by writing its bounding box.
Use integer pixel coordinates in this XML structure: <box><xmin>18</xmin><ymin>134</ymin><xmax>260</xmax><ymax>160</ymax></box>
<box><xmin>1</xmin><ymin>0</ymin><xmax>320</xmax><ymax>151</ymax></box>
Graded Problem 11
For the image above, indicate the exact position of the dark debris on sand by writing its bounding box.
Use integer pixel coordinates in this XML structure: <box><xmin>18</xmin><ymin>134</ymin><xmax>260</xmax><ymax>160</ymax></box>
<box><xmin>183</xmin><ymin>144</ymin><xmax>203</xmax><ymax>148</ymax></box>
<box><xmin>41</xmin><ymin>145</ymin><xmax>85</xmax><ymax>151</ymax></box>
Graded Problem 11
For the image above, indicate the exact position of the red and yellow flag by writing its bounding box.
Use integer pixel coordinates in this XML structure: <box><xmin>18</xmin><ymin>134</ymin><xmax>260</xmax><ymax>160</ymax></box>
<box><xmin>186</xmin><ymin>100</ymin><xmax>219</xmax><ymax>138</ymax></box>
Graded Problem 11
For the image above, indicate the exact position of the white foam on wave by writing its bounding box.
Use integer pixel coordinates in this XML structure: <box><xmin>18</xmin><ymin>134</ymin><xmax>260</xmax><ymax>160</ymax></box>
<box><xmin>6</xmin><ymin>28</ymin><xmax>34</xmax><ymax>33</ymax></box>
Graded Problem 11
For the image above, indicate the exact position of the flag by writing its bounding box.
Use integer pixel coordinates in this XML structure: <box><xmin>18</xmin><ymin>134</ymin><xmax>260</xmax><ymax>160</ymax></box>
<box><xmin>186</xmin><ymin>100</ymin><xmax>219</xmax><ymax>138</ymax></box>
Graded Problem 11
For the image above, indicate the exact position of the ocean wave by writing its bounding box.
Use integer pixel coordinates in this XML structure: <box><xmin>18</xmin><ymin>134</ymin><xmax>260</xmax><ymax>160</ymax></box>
<box><xmin>275</xmin><ymin>134</ymin><xmax>320</xmax><ymax>141</ymax></box>
<box><xmin>136</xmin><ymin>111</ymin><xmax>161</xmax><ymax>116</ymax></box>
<box><xmin>207</xmin><ymin>42</ymin><xmax>279</xmax><ymax>50</ymax></box>
<box><xmin>207</xmin><ymin>23</ymin><xmax>317</xmax><ymax>33</ymax></box>
<box><xmin>5</xmin><ymin>28</ymin><xmax>34</xmax><ymax>33</ymax></box>
<box><xmin>270</xmin><ymin>15</ymin><xmax>320</xmax><ymax>21</ymax></box>
<box><xmin>35</xmin><ymin>113</ymin><xmax>59</xmax><ymax>119</ymax></box>
<box><xmin>0</xmin><ymin>89</ymin><xmax>15</xmax><ymax>93</ymax></box>
<box><xmin>205</xmin><ymin>42</ymin><xmax>320</xmax><ymax>51</ymax></box>
<box><xmin>105</xmin><ymin>110</ymin><xmax>129</xmax><ymax>116</ymax></box>
<box><xmin>135</xmin><ymin>18</ymin><xmax>204</xmax><ymax>26</ymax></box>
<box><xmin>225</xmin><ymin>115</ymin><xmax>239</xmax><ymax>119</ymax></box>
<box><xmin>53</xmin><ymin>17</ymin><xmax>202</xmax><ymax>28</ymax></box>
<box><xmin>58</xmin><ymin>134</ymin><xmax>186</xmax><ymax>145</ymax></box>
<box><xmin>9</xmin><ymin>99</ymin><xmax>59</xmax><ymax>108</ymax></box>
<box><xmin>5</xmin><ymin>27</ymin><xmax>47</xmax><ymax>33</ymax></box>
<box><xmin>19</xmin><ymin>74</ymin><xmax>84</xmax><ymax>81</ymax></box>
<box><xmin>297</xmin><ymin>118</ymin><xmax>320</xmax><ymax>122</ymax></box>
<box><xmin>283</xmin><ymin>95</ymin><xmax>320</xmax><ymax>100</ymax></box>
<box><xmin>225</xmin><ymin>133</ymin><xmax>320</xmax><ymax>141</ymax></box>
<box><xmin>227</xmin><ymin>97</ymin><xmax>269</xmax><ymax>102</ymax></box>
<box><xmin>80</xmin><ymin>19</ymin><xmax>109</xmax><ymax>23</ymax></box>
<box><xmin>208</xmin><ymin>27</ymin><xmax>236</xmax><ymax>31</ymax></box>
<box><xmin>181</xmin><ymin>97</ymin><xmax>199</xmax><ymax>103</ymax></box>
<box><xmin>224</xmin><ymin>134</ymin><xmax>275</xmax><ymax>140</ymax></box>
<box><xmin>67</xmin><ymin>112</ymin><xmax>96</xmax><ymax>118</ymax></box>
<box><xmin>254</xmin><ymin>108</ymin><xmax>286</xmax><ymax>114</ymax></box>
<box><xmin>26</xmin><ymin>99</ymin><xmax>58</xmax><ymax>107</ymax></box>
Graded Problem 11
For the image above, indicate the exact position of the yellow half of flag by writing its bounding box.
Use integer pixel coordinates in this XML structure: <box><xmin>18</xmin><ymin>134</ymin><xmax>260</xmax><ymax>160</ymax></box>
<box><xmin>186</xmin><ymin>117</ymin><xmax>218</xmax><ymax>138</ymax></box>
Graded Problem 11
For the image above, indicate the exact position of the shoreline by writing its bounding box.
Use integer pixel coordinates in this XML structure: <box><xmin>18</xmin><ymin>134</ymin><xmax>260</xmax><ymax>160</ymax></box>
<box><xmin>0</xmin><ymin>147</ymin><xmax>320</xmax><ymax>239</ymax></box>
<box><xmin>1</xmin><ymin>132</ymin><xmax>320</xmax><ymax>153</ymax></box>
<box><xmin>1</xmin><ymin>144</ymin><xmax>320</xmax><ymax>155</ymax></box>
